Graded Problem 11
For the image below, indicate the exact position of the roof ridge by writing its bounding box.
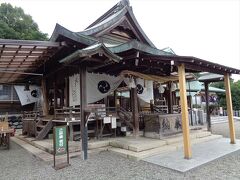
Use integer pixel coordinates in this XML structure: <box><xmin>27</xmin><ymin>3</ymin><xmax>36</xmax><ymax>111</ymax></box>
<box><xmin>85</xmin><ymin>0</ymin><xmax>129</xmax><ymax>29</ymax></box>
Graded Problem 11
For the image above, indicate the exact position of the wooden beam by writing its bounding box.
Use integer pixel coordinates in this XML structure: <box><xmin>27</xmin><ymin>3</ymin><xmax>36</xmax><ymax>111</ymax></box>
<box><xmin>41</xmin><ymin>77</ymin><xmax>49</xmax><ymax>116</ymax></box>
<box><xmin>0</xmin><ymin>39</ymin><xmax>61</xmax><ymax>47</ymax></box>
<box><xmin>131</xmin><ymin>88</ymin><xmax>139</xmax><ymax>137</ymax></box>
<box><xmin>178</xmin><ymin>63</ymin><xmax>192</xmax><ymax>159</ymax></box>
<box><xmin>80</xmin><ymin>66</ymin><xmax>88</xmax><ymax>160</ymax></box>
<box><xmin>204</xmin><ymin>82</ymin><xmax>211</xmax><ymax>131</ymax></box>
<box><xmin>224</xmin><ymin>73</ymin><xmax>236</xmax><ymax>144</ymax></box>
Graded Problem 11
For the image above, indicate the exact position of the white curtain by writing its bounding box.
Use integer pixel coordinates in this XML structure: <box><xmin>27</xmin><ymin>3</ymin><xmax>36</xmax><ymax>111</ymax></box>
<box><xmin>14</xmin><ymin>85</ymin><xmax>41</xmax><ymax>106</ymax></box>
<box><xmin>69</xmin><ymin>72</ymin><xmax>123</xmax><ymax>106</ymax></box>
<box><xmin>124</xmin><ymin>78</ymin><xmax>154</xmax><ymax>104</ymax></box>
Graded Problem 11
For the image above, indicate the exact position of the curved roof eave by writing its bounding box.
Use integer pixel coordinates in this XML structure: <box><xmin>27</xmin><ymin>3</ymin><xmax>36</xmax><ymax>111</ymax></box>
<box><xmin>126</xmin><ymin>6</ymin><xmax>156</xmax><ymax>48</ymax></box>
<box><xmin>59</xmin><ymin>43</ymin><xmax>122</xmax><ymax>64</ymax></box>
<box><xmin>108</xmin><ymin>40</ymin><xmax>172</xmax><ymax>56</ymax></box>
<box><xmin>79</xmin><ymin>7</ymin><xmax>128</xmax><ymax>36</ymax></box>
<box><xmin>50</xmin><ymin>23</ymin><xmax>98</xmax><ymax>45</ymax></box>
<box><xmin>79</xmin><ymin>4</ymin><xmax>156</xmax><ymax>48</ymax></box>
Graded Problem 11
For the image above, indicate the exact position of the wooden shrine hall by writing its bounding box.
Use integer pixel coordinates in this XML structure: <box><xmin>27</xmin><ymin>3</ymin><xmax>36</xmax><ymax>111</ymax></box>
<box><xmin>0</xmin><ymin>0</ymin><xmax>240</xmax><ymax>160</ymax></box>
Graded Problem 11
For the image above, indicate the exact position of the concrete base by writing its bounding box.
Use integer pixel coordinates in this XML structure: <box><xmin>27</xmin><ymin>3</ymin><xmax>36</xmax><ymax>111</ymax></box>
<box><xmin>143</xmin><ymin>138</ymin><xmax>240</xmax><ymax>172</ymax></box>
<box><xmin>110</xmin><ymin>137</ymin><xmax>166</xmax><ymax>152</ymax></box>
<box><xmin>11</xmin><ymin>137</ymin><xmax>108</xmax><ymax>162</ymax></box>
<box><xmin>16</xmin><ymin>135</ymin><xmax>111</xmax><ymax>154</ymax></box>
<box><xmin>108</xmin><ymin>134</ymin><xmax>222</xmax><ymax>161</ymax></box>
<box><xmin>14</xmin><ymin>129</ymin><xmax>223</xmax><ymax>162</ymax></box>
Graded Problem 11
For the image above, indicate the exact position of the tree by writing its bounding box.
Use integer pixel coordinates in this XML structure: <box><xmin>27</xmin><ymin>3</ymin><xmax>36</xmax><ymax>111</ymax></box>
<box><xmin>211</xmin><ymin>80</ymin><xmax>240</xmax><ymax>110</ymax></box>
<box><xmin>0</xmin><ymin>3</ymin><xmax>48</xmax><ymax>40</ymax></box>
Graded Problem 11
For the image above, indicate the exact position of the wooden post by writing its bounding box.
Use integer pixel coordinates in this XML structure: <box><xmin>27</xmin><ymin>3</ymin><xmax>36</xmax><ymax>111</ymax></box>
<box><xmin>178</xmin><ymin>64</ymin><xmax>192</xmax><ymax>159</ymax></box>
<box><xmin>167</xmin><ymin>82</ymin><xmax>173</xmax><ymax>114</ymax></box>
<box><xmin>204</xmin><ymin>82</ymin><xmax>211</xmax><ymax>131</ymax></box>
<box><xmin>131</xmin><ymin>88</ymin><xmax>139</xmax><ymax>137</ymax></box>
<box><xmin>114</xmin><ymin>90</ymin><xmax>117</xmax><ymax>107</ymax></box>
<box><xmin>80</xmin><ymin>67</ymin><xmax>88</xmax><ymax>160</ymax></box>
<box><xmin>41</xmin><ymin>77</ymin><xmax>49</xmax><ymax>116</ymax></box>
<box><xmin>64</xmin><ymin>77</ymin><xmax>69</xmax><ymax>107</ymax></box>
<box><xmin>224</xmin><ymin>73</ymin><xmax>236</xmax><ymax>144</ymax></box>
<box><xmin>54</xmin><ymin>81</ymin><xmax>57</xmax><ymax>109</ymax></box>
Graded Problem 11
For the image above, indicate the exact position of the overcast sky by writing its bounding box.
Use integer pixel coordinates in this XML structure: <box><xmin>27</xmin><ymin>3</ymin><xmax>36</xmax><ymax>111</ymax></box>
<box><xmin>1</xmin><ymin>0</ymin><xmax>240</xmax><ymax>80</ymax></box>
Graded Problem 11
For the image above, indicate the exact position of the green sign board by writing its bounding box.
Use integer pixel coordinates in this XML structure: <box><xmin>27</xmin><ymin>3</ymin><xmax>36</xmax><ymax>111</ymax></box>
<box><xmin>54</xmin><ymin>126</ymin><xmax>67</xmax><ymax>156</ymax></box>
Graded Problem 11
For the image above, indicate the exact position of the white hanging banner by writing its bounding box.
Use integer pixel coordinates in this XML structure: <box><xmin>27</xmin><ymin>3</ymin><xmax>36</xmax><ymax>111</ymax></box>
<box><xmin>124</xmin><ymin>78</ymin><xmax>154</xmax><ymax>104</ymax></box>
<box><xmin>14</xmin><ymin>85</ymin><xmax>41</xmax><ymax>106</ymax></box>
<box><xmin>69</xmin><ymin>74</ymin><xmax>80</xmax><ymax>107</ymax></box>
<box><xmin>135</xmin><ymin>78</ymin><xmax>154</xmax><ymax>104</ymax></box>
<box><xmin>69</xmin><ymin>72</ymin><xmax>123</xmax><ymax>106</ymax></box>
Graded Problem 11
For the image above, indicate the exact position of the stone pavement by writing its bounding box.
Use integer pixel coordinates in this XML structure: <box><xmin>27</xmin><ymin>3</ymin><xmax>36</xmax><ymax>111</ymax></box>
<box><xmin>143</xmin><ymin>138</ymin><xmax>240</xmax><ymax>172</ymax></box>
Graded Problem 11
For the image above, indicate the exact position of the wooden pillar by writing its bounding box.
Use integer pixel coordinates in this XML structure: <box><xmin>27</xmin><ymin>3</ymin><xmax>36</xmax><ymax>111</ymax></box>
<box><xmin>131</xmin><ymin>88</ymin><xmax>139</xmax><ymax>137</ymax></box>
<box><xmin>64</xmin><ymin>77</ymin><xmax>69</xmax><ymax>107</ymax></box>
<box><xmin>114</xmin><ymin>90</ymin><xmax>117</xmax><ymax>107</ymax></box>
<box><xmin>204</xmin><ymin>82</ymin><xmax>211</xmax><ymax>131</ymax></box>
<box><xmin>188</xmin><ymin>81</ymin><xmax>193</xmax><ymax>126</ymax></box>
<box><xmin>178</xmin><ymin>64</ymin><xmax>192</xmax><ymax>159</ymax></box>
<box><xmin>167</xmin><ymin>82</ymin><xmax>173</xmax><ymax>114</ymax></box>
<box><xmin>41</xmin><ymin>77</ymin><xmax>49</xmax><ymax>116</ymax></box>
<box><xmin>53</xmin><ymin>76</ymin><xmax>57</xmax><ymax>109</ymax></box>
<box><xmin>60</xmin><ymin>88</ymin><xmax>64</xmax><ymax>107</ymax></box>
<box><xmin>224</xmin><ymin>73</ymin><xmax>236</xmax><ymax>144</ymax></box>
<box><xmin>80</xmin><ymin>66</ymin><xmax>88</xmax><ymax>160</ymax></box>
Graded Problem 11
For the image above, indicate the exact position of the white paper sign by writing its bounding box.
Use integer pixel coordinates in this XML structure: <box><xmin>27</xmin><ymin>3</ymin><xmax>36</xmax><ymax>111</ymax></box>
<box><xmin>111</xmin><ymin>117</ymin><xmax>116</xmax><ymax>129</ymax></box>
<box><xmin>103</xmin><ymin>117</ymin><xmax>111</xmax><ymax>124</ymax></box>
<box><xmin>121</xmin><ymin>127</ymin><xmax>127</xmax><ymax>132</ymax></box>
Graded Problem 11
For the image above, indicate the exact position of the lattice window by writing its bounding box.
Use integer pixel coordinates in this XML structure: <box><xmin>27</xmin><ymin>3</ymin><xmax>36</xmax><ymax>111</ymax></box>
<box><xmin>0</xmin><ymin>85</ymin><xmax>11</xmax><ymax>100</ymax></box>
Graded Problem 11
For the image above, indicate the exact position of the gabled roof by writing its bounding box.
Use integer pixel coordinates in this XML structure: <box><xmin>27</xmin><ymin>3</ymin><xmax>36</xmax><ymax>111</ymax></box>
<box><xmin>59</xmin><ymin>43</ymin><xmax>122</xmax><ymax>64</ymax></box>
<box><xmin>50</xmin><ymin>23</ymin><xmax>98</xmax><ymax>45</ymax></box>
<box><xmin>79</xmin><ymin>0</ymin><xmax>156</xmax><ymax>48</ymax></box>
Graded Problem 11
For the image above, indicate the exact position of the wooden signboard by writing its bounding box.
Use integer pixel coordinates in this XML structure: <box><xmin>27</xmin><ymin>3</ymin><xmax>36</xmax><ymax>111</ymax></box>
<box><xmin>53</xmin><ymin>126</ymin><xmax>70</xmax><ymax>170</ymax></box>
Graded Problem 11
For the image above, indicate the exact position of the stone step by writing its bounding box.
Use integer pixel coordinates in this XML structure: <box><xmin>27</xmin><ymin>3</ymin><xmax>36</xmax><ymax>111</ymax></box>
<box><xmin>88</xmin><ymin>140</ymin><xmax>111</xmax><ymax>150</ymax></box>
<box><xmin>108</xmin><ymin>134</ymin><xmax>223</xmax><ymax>161</ymax></box>
<box><xmin>164</xmin><ymin>131</ymin><xmax>211</xmax><ymax>145</ymax></box>
<box><xmin>12</xmin><ymin>137</ymin><xmax>109</xmax><ymax>162</ymax></box>
<box><xmin>108</xmin><ymin>144</ymin><xmax>177</xmax><ymax>161</ymax></box>
<box><xmin>169</xmin><ymin>134</ymin><xmax>223</xmax><ymax>150</ymax></box>
<box><xmin>110</xmin><ymin>137</ymin><xmax>166</xmax><ymax>152</ymax></box>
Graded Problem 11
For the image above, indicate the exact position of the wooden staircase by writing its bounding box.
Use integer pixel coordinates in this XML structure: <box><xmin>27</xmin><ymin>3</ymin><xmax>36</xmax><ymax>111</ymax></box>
<box><xmin>36</xmin><ymin>119</ymin><xmax>53</xmax><ymax>140</ymax></box>
<box><xmin>117</xmin><ymin>107</ymin><xmax>134</xmax><ymax>130</ymax></box>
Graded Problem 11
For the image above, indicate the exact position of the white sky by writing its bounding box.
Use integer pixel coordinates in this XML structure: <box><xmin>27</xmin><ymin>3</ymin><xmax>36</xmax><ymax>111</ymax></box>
<box><xmin>1</xmin><ymin>0</ymin><xmax>240</xmax><ymax>80</ymax></box>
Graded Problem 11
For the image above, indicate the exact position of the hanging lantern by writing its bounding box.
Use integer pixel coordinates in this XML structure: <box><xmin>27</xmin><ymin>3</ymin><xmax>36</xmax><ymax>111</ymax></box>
<box><xmin>158</xmin><ymin>84</ymin><xmax>165</xmax><ymax>94</ymax></box>
<box><xmin>171</xmin><ymin>83</ymin><xmax>177</xmax><ymax>92</ymax></box>
<box><xmin>128</xmin><ymin>77</ymin><xmax>136</xmax><ymax>89</ymax></box>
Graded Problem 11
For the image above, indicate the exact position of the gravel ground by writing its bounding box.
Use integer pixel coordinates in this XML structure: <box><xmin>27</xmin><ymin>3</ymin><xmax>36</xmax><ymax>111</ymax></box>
<box><xmin>1</xmin><ymin>140</ymin><xmax>240</xmax><ymax>180</ymax></box>
<box><xmin>212</xmin><ymin>121</ymin><xmax>240</xmax><ymax>138</ymax></box>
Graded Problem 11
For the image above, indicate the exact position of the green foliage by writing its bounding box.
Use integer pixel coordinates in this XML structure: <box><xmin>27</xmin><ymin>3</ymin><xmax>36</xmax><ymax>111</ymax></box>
<box><xmin>0</xmin><ymin>3</ymin><xmax>48</xmax><ymax>40</ymax></box>
<box><xmin>192</xmin><ymin>104</ymin><xmax>201</xmax><ymax>109</ymax></box>
<box><xmin>211</xmin><ymin>80</ymin><xmax>240</xmax><ymax>110</ymax></box>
